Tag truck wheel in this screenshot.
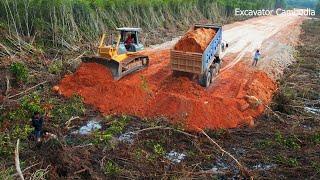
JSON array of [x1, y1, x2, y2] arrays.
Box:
[[210, 67, 217, 82], [204, 71, 212, 88]]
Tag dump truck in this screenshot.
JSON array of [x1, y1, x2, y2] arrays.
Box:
[[82, 27, 149, 80], [170, 24, 225, 87]]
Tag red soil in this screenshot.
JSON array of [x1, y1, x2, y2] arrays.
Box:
[[174, 28, 216, 53], [56, 49, 277, 131]]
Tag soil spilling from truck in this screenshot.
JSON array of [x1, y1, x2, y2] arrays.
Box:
[[56, 49, 277, 131], [174, 28, 216, 53]]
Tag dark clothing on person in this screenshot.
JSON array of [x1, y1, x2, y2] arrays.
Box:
[[32, 116, 43, 131]]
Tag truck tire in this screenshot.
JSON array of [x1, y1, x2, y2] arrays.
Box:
[[204, 71, 212, 88], [210, 67, 217, 82]]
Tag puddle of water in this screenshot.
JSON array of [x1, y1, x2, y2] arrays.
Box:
[[304, 107, 320, 115], [73, 120, 102, 135], [165, 150, 186, 164], [252, 163, 276, 170]]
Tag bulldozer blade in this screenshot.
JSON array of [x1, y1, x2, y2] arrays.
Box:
[[81, 55, 120, 79], [81, 55, 149, 80]]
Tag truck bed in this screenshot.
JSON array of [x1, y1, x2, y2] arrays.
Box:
[[170, 24, 222, 75]]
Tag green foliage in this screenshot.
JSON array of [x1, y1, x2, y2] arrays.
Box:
[[8, 92, 43, 121], [0, 125, 32, 156], [275, 131, 301, 149], [272, 88, 295, 114], [50, 94, 85, 122], [286, 0, 318, 9], [94, 116, 130, 144], [311, 132, 320, 144], [256, 139, 273, 149], [9, 62, 28, 82], [274, 155, 299, 167], [11, 125, 33, 141], [0, 133, 14, 156], [312, 161, 320, 173], [1, 0, 276, 49], [153, 143, 165, 156], [145, 140, 166, 158], [0, 166, 14, 180], [21, 93, 43, 114], [48, 60, 63, 74], [275, 0, 287, 8], [104, 160, 120, 176]]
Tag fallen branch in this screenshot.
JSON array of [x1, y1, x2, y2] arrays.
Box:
[[134, 126, 197, 139], [8, 81, 48, 99], [0, 42, 12, 56], [197, 128, 252, 178], [15, 139, 24, 180], [12, 162, 41, 177], [264, 105, 285, 123], [67, 51, 86, 65], [73, 143, 93, 148], [74, 168, 88, 175], [65, 116, 80, 129], [5, 75, 10, 96]]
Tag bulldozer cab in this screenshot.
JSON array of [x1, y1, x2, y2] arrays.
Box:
[[117, 27, 145, 54]]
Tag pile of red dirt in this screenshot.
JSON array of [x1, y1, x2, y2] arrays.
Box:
[[174, 28, 216, 53], [55, 50, 277, 131]]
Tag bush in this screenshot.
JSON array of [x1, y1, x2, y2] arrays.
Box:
[[8, 92, 43, 122], [50, 94, 85, 122], [94, 115, 130, 144], [104, 160, 120, 176], [21, 93, 43, 115], [9, 62, 29, 82], [48, 60, 63, 74]]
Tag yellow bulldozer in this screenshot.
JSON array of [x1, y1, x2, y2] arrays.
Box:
[[82, 27, 149, 80]]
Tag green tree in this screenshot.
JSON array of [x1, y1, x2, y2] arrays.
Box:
[[275, 0, 287, 9], [317, 0, 320, 14]]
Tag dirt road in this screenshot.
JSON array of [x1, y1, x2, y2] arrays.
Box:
[[56, 15, 305, 131]]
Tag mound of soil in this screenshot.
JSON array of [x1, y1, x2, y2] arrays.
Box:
[[56, 49, 277, 131], [174, 28, 216, 53]]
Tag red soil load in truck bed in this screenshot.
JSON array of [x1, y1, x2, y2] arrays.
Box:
[[174, 28, 216, 53]]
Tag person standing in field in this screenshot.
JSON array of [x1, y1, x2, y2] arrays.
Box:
[[252, 50, 261, 66], [31, 112, 44, 142]]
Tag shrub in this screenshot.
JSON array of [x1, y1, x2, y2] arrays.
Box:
[[50, 94, 85, 122], [153, 143, 165, 156], [9, 62, 28, 82], [104, 161, 120, 176], [21, 93, 43, 115], [94, 115, 130, 144], [48, 60, 63, 74]]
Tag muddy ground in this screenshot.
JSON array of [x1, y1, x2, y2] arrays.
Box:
[[0, 17, 319, 179]]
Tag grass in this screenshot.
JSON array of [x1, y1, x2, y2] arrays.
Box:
[[104, 160, 121, 176]]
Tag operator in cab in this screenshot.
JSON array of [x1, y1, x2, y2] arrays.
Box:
[[125, 34, 134, 51]]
